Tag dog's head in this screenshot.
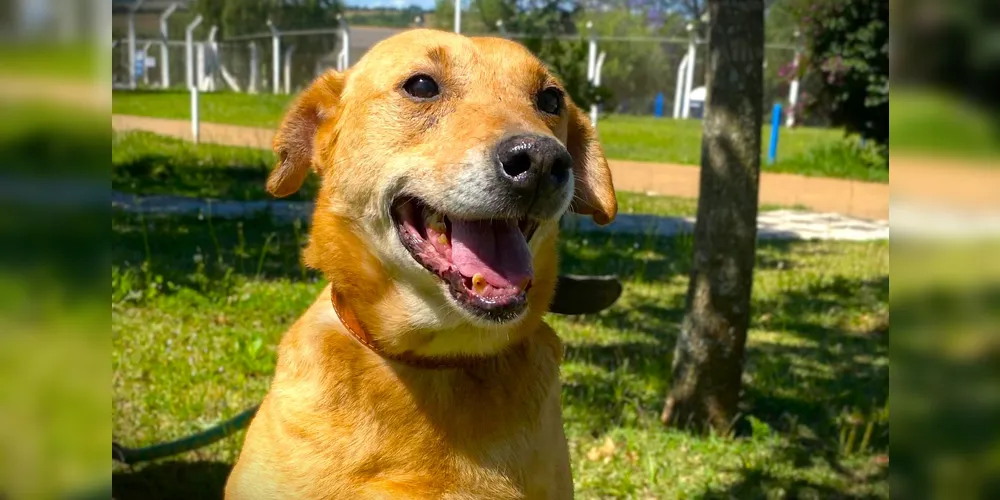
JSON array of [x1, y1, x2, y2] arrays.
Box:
[[269, 30, 616, 358]]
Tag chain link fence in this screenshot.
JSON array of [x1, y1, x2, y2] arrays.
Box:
[[111, 27, 802, 119]]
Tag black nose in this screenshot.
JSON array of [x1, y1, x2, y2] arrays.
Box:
[[495, 134, 572, 194]]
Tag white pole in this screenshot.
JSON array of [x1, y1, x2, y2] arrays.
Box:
[[673, 54, 689, 119], [99, 0, 111, 100], [682, 23, 696, 119], [341, 16, 350, 69], [196, 42, 205, 90], [267, 20, 281, 95], [586, 21, 596, 82], [127, 0, 147, 89], [248, 42, 259, 94], [190, 86, 200, 143], [206, 25, 219, 92], [159, 3, 178, 88], [127, 7, 136, 89], [335, 14, 350, 71], [454, 0, 461, 34], [786, 29, 802, 128], [283, 44, 296, 94], [590, 51, 606, 127], [185, 15, 203, 90]]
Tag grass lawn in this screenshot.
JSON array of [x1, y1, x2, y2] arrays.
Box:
[[0, 44, 97, 81], [112, 90, 889, 182], [112, 208, 888, 498], [0, 102, 107, 175], [890, 88, 1000, 160], [113, 130, 797, 214]]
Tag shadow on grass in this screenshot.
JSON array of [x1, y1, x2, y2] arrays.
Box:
[[112, 210, 317, 293], [112, 460, 231, 500], [557, 230, 887, 495], [111, 141, 320, 202], [111, 209, 888, 496], [700, 463, 889, 500]]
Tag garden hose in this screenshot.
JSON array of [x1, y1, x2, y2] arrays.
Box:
[[112, 405, 259, 465]]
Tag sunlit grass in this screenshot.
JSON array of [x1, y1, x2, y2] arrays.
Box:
[[112, 210, 888, 498]]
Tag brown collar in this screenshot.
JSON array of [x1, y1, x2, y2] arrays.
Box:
[[330, 290, 491, 370]]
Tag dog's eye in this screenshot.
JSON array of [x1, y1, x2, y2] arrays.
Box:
[[403, 74, 440, 100], [536, 87, 563, 115]]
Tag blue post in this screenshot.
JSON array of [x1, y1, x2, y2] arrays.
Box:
[[768, 103, 782, 164], [653, 92, 664, 118]]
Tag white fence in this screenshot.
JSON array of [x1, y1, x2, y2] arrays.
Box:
[[111, 18, 803, 124]]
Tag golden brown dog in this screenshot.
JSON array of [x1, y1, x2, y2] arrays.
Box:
[[225, 29, 616, 499]]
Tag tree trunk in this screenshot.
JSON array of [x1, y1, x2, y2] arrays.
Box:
[[661, 0, 764, 434]]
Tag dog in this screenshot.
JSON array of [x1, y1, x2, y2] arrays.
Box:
[[225, 29, 616, 499]]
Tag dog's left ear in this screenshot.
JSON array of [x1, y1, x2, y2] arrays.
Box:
[[267, 70, 347, 198], [565, 102, 617, 225]]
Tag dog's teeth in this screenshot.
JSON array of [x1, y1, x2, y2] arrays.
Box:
[[437, 233, 449, 246], [472, 274, 487, 294], [428, 222, 447, 234], [425, 211, 441, 226]]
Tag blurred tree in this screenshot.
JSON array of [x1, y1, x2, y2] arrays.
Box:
[[345, 7, 426, 28], [892, 0, 1000, 110], [190, 0, 343, 38], [793, 0, 889, 145], [661, 0, 763, 434], [434, 0, 455, 30]]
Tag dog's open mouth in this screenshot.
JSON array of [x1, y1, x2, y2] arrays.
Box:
[[392, 197, 539, 322]]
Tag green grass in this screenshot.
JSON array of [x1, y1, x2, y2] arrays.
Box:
[[112, 90, 890, 182], [112, 210, 888, 498], [889, 89, 1000, 159], [113, 90, 291, 129], [114, 131, 800, 214], [0, 44, 97, 81], [0, 102, 107, 175], [113, 131, 290, 201]]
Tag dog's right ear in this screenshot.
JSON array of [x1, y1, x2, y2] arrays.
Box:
[[267, 70, 347, 198]]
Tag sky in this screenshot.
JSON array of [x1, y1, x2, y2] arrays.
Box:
[[345, 0, 441, 11]]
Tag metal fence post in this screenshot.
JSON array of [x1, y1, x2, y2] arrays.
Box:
[[283, 44, 296, 94], [673, 54, 689, 118], [248, 42, 259, 94], [191, 86, 200, 144], [185, 15, 203, 90], [786, 29, 802, 128], [681, 23, 696, 119], [590, 50, 606, 127], [127, 0, 146, 89], [206, 25, 219, 91], [159, 2, 178, 88], [336, 14, 350, 71], [267, 20, 282, 94]]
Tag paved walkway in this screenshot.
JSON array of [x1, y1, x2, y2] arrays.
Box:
[[112, 191, 889, 241], [112, 114, 891, 221]]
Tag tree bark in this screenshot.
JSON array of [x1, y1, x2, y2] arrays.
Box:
[[661, 0, 764, 434]]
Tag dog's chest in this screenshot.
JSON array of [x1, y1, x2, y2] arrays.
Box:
[[354, 363, 562, 491]]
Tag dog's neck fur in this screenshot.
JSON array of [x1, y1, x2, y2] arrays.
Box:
[[329, 287, 529, 368]]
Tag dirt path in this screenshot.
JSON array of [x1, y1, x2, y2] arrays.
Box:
[[0, 77, 107, 111], [112, 114, 891, 220]]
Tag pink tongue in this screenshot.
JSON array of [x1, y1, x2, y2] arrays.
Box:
[[450, 219, 533, 289]]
